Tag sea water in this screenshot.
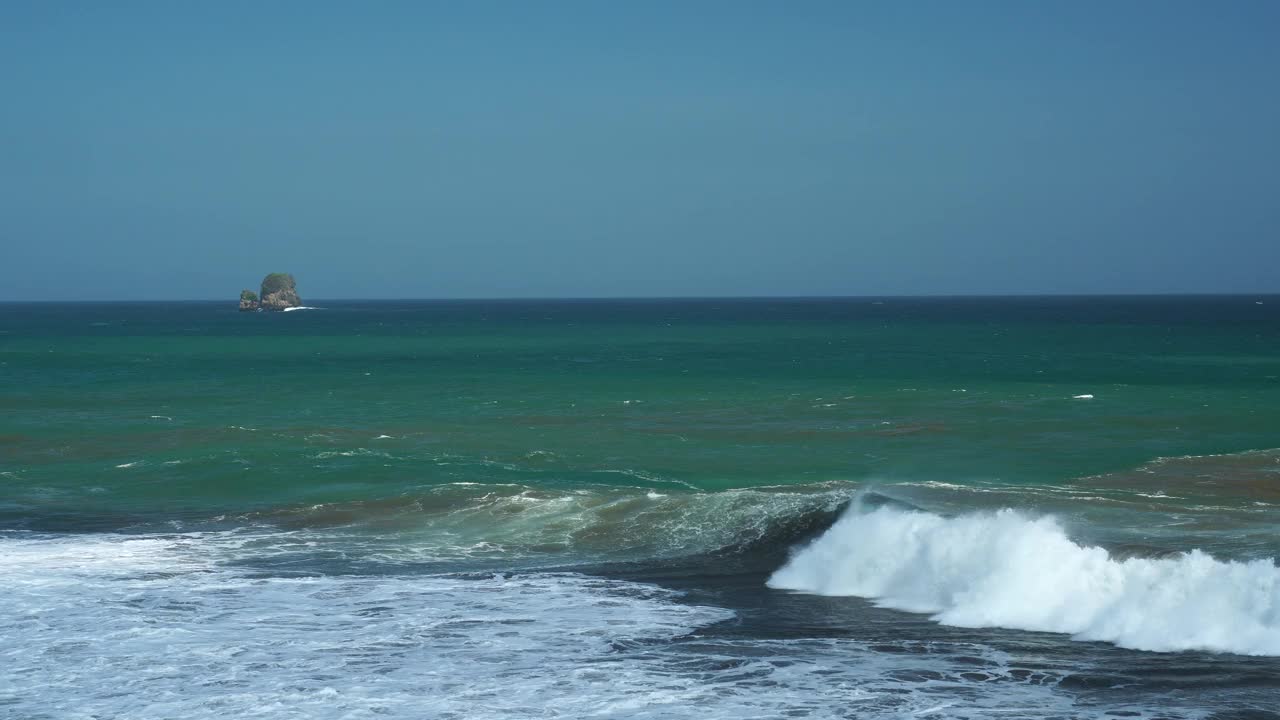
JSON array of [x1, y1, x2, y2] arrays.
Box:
[[2, 297, 1279, 718]]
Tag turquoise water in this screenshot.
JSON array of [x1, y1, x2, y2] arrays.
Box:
[[3, 297, 1279, 718]]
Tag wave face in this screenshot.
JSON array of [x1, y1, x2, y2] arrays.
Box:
[[223, 483, 857, 569], [768, 503, 1280, 656]]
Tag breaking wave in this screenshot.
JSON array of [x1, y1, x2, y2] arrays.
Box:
[[768, 503, 1280, 655]]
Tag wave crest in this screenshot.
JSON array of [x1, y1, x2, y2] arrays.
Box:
[[767, 503, 1280, 655]]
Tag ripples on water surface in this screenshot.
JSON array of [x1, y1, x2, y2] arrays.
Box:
[[2, 298, 1280, 718]]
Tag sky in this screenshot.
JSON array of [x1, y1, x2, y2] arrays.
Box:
[[2, 1, 1278, 300]]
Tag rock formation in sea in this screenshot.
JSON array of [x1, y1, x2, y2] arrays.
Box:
[[258, 273, 302, 311], [238, 290, 260, 312]]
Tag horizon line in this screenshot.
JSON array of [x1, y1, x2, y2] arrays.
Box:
[[1, 291, 1277, 304]]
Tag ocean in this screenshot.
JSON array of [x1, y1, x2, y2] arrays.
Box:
[[2, 296, 1278, 719]]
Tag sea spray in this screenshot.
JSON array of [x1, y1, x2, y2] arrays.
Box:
[[767, 504, 1280, 655]]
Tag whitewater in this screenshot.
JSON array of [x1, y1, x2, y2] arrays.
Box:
[[1, 529, 1094, 720], [768, 503, 1280, 656]]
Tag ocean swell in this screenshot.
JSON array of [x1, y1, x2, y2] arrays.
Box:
[[244, 483, 856, 567], [767, 503, 1280, 656]]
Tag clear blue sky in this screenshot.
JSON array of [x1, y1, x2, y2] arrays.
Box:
[[2, 1, 1277, 300]]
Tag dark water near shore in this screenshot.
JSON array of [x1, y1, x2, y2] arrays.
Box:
[[2, 297, 1279, 718]]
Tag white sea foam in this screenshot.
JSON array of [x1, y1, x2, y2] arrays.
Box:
[[0, 532, 734, 718], [768, 504, 1280, 655], [282, 306, 322, 312], [591, 467, 700, 490], [0, 531, 1104, 719], [313, 448, 394, 460]]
